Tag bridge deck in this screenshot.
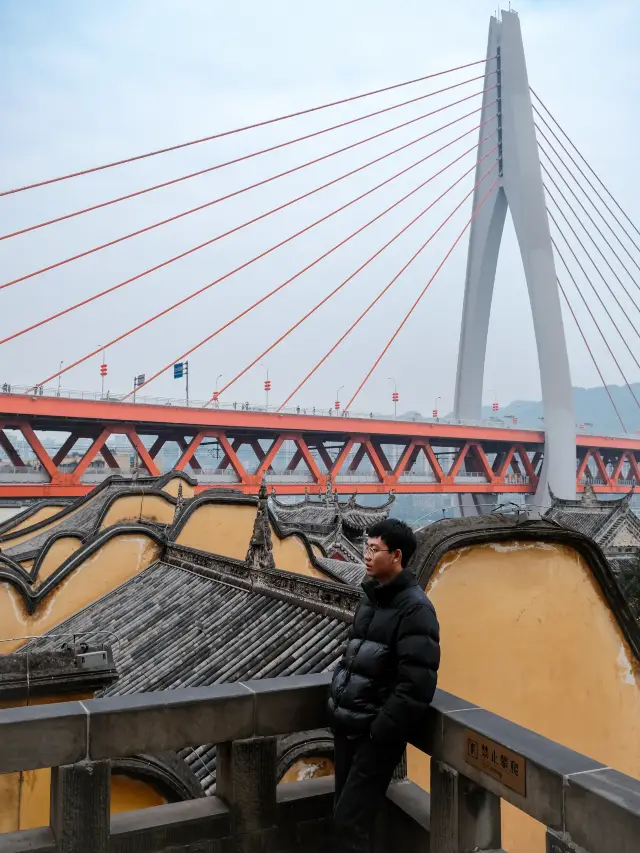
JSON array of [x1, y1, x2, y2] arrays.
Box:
[[0, 394, 636, 497]]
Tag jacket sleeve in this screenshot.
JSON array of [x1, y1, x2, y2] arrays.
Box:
[[370, 603, 440, 743]]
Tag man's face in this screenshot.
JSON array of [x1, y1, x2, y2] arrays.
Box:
[[364, 535, 401, 580]]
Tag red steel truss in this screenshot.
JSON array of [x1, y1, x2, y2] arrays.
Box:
[[0, 394, 637, 498]]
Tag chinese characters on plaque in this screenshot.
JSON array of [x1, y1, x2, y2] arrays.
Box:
[[463, 729, 527, 797]]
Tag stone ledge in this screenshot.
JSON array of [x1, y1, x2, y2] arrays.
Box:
[[0, 826, 55, 853], [277, 775, 334, 824], [87, 683, 255, 760], [565, 767, 640, 853], [1, 673, 639, 853], [251, 674, 331, 737], [0, 700, 87, 773], [386, 780, 431, 831], [110, 796, 230, 853]]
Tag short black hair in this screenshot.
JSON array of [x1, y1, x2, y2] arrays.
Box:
[[367, 518, 417, 568]]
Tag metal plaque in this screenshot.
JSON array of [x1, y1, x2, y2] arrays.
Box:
[[463, 729, 527, 797], [546, 830, 581, 853]]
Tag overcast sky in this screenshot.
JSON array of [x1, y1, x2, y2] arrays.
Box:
[[0, 0, 639, 416]]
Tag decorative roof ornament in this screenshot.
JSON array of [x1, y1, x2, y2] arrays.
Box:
[[325, 473, 334, 503], [172, 481, 185, 524], [621, 485, 635, 506], [246, 478, 275, 570], [582, 483, 597, 505]]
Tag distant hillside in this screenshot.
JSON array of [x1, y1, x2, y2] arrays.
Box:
[[400, 384, 640, 436], [481, 385, 640, 436]]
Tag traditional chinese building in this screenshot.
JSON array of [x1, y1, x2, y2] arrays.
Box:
[[0, 474, 638, 853], [268, 477, 393, 582], [0, 473, 358, 832]]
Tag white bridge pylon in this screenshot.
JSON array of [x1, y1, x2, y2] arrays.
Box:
[[453, 10, 576, 504]]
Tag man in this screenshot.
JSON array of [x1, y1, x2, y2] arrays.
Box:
[[327, 518, 440, 853]]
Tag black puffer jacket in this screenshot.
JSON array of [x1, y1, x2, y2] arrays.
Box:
[[327, 569, 440, 742]]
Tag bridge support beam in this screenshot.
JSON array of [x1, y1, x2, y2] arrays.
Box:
[[454, 10, 576, 508]]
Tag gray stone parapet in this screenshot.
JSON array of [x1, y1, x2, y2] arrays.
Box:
[[0, 675, 638, 852]]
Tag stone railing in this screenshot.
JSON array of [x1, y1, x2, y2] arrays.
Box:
[[0, 674, 638, 852]]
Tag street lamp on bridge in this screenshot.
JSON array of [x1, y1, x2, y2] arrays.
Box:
[[335, 386, 344, 415], [260, 363, 271, 411], [212, 374, 222, 408], [388, 377, 399, 419], [433, 396, 442, 419]]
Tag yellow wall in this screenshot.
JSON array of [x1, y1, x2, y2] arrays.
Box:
[[175, 504, 328, 578], [2, 768, 169, 831], [35, 537, 83, 586], [280, 756, 334, 784], [0, 535, 161, 653], [162, 477, 195, 499], [1, 505, 67, 536], [176, 503, 256, 559], [110, 775, 168, 813], [406, 540, 640, 853], [0, 774, 19, 833], [99, 494, 175, 530], [270, 528, 328, 580]]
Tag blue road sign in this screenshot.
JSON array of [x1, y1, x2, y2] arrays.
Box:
[[173, 362, 184, 379]]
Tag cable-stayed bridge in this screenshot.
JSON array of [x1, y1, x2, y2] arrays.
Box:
[[1, 11, 640, 502]]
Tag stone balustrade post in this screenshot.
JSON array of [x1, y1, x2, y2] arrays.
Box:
[[49, 760, 111, 853], [430, 759, 502, 853], [216, 736, 278, 846]]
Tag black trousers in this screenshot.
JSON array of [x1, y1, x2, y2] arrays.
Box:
[[332, 733, 406, 853]]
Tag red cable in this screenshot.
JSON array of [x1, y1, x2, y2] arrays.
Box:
[[0, 73, 493, 241], [343, 175, 499, 412], [126, 144, 498, 403], [552, 236, 640, 413], [556, 277, 627, 433], [33, 120, 496, 390], [11, 114, 497, 353], [1, 88, 496, 293], [278, 164, 499, 411], [1, 58, 493, 198], [211, 143, 498, 406]]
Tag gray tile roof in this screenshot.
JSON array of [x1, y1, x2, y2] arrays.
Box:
[[27, 560, 348, 796], [547, 509, 609, 539], [316, 557, 367, 587], [269, 493, 394, 535]]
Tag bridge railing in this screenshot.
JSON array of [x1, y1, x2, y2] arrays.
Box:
[[0, 674, 637, 853], [0, 384, 549, 433]]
